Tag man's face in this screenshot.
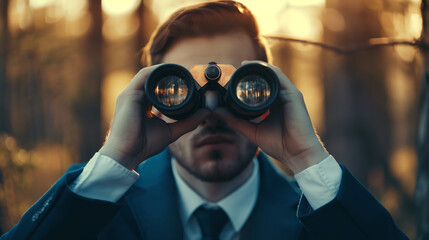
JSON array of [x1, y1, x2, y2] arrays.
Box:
[[161, 32, 259, 182]]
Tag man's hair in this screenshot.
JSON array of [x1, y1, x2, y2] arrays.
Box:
[[141, 0, 269, 66]]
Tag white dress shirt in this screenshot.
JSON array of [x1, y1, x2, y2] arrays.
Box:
[[171, 158, 259, 240], [71, 153, 342, 239]]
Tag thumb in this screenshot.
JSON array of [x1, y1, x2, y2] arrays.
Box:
[[168, 109, 211, 141]]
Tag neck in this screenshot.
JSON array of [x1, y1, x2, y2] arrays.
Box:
[[175, 160, 254, 202]]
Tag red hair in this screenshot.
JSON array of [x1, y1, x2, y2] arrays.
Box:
[[141, 1, 269, 66]]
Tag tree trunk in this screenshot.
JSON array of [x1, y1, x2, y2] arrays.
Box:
[[0, 0, 9, 234], [78, 0, 103, 162], [416, 72, 429, 240], [323, 0, 388, 183], [137, 0, 157, 67], [417, 2, 429, 239], [0, 0, 9, 133]]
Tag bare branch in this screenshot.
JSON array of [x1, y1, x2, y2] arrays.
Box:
[[264, 36, 427, 54]]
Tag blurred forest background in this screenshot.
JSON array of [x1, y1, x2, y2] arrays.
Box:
[[0, 0, 425, 238]]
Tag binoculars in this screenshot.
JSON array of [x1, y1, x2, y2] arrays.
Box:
[[144, 62, 279, 120]]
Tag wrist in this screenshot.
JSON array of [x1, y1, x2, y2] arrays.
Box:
[[282, 143, 330, 174], [99, 144, 141, 171]]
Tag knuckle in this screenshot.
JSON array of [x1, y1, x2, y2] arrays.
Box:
[[116, 91, 127, 102], [137, 67, 151, 75], [269, 64, 282, 73], [271, 65, 281, 71]]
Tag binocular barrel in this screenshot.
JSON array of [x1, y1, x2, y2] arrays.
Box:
[[144, 62, 279, 120], [144, 64, 201, 119]]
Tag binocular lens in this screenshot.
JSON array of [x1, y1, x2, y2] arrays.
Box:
[[154, 76, 189, 106], [236, 75, 271, 107], [146, 64, 199, 119]]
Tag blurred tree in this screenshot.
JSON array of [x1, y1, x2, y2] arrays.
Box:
[[323, 0, 388, 184], [322, 0, 417, 236], [0, 0, 9, 133], [417, 1, 429, 239], [77, 0, 103, 162], [0, 134, 36, 232], [0, 0, 422, 236], [137, 0, 157, 67], [0, 0, 10, 234]]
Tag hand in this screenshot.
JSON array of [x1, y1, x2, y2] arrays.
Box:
[[99, 65, 210, 170], [214, 60, 329, 174]]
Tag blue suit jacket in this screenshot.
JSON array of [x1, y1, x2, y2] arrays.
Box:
[[2, 149, 408, 240]]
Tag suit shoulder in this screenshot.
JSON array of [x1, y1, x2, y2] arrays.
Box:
[[66, 162, 86, 173]]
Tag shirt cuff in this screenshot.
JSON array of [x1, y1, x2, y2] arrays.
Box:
[[294, 155, 342, 210], [70, 152, 139, 202]]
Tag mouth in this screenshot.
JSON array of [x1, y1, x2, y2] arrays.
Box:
[[194, 134, 235, 148]]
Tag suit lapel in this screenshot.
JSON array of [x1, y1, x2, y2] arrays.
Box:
[[125, 149, 183, 240], [243, 154, 303, 240], [122, 149, 302, 240]]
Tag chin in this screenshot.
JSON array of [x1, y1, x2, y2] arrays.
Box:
[[186, 151, 252, 182], [201, 148, 228, 161], [170, 137, 258, 182]]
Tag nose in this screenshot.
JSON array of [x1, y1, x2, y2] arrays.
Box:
[[201, 112, 227, 127]]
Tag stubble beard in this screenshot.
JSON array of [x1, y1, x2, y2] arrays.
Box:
[[171, 141, 257, 182]]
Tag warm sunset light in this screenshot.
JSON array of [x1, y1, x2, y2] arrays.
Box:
[[102, 0, 140, 16], [64, 12, 91, 37], [102, 70, 135, 127], [409, 12, 423, 37], [294, 67, 325, 132], [103, 14, 140, 41], [287, 0, 325, 7], [278, 8, 323, 40], [29, 0, 53, 9], [238, 0, 287, 34], [389, 147, 417, 194], [149, 0, 326, 37], [9, 0, 32, 30], [62, 0, 88, 20], [323, 8, 345, 32], [2, 0, 425, 237], [29, 0, 87, 19]]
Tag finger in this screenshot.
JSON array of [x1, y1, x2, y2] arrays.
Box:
[[125, 64, 163, 91], [241, 60, 299, 94], [241, 60, 264, 66], [213, 108, 258, 144], [168, 109, 211, 141]]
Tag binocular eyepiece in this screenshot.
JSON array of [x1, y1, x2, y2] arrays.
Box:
[[144, 62, 279, 120]]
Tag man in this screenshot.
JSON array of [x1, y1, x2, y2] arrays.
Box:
[[2, 1, 407, 239]]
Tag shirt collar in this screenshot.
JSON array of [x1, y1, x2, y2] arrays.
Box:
[[172, 157, 260, 232]]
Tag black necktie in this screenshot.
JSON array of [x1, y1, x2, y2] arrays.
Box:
[[194, 206, 228, 240]]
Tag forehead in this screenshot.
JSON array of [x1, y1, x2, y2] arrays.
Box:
[[161, 32, 258, 69]]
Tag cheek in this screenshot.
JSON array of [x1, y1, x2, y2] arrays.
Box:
[[237, 136, 258, 156], [169, 131, 194, 158]]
